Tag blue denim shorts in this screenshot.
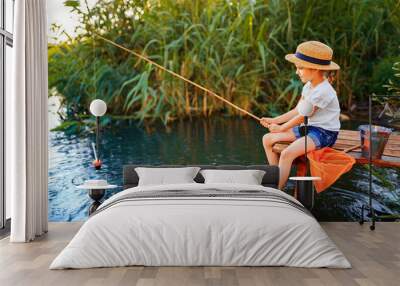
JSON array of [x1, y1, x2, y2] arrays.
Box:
[[292, 125, 338, 149]]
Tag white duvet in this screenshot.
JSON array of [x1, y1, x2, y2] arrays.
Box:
[[50, 183, 351, 269]]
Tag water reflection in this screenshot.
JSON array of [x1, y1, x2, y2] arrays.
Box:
[[48, 117, 400, 221]]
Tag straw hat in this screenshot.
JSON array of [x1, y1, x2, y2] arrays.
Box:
[[285, 41, 340, 70]]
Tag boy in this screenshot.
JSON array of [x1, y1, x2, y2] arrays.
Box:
[[261, 41, 341, 189]]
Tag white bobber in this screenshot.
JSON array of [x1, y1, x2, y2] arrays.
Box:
[[89, 99, 107, 117]]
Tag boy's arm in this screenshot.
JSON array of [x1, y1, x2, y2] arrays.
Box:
[[268, 114, 304, 133], [262, 107, 298, 125], [269, 104, 318, 133], [280, 114, 304, 131]]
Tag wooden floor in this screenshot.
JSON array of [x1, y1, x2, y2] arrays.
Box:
[[0, 222, 399, 286]]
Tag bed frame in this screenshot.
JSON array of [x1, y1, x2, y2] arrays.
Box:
[[123, 165, 279, 189]]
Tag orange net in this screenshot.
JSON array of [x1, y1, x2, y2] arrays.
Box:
[[296, 147, 356, 193]]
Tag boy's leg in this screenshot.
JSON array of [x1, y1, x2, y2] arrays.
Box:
[[262, 130, 296, 166], [278, 136, 316, 189]]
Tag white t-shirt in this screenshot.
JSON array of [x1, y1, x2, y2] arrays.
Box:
[[296, 79, 341, 131]]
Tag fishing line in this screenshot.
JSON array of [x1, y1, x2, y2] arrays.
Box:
[[94, 33, 261, 121]]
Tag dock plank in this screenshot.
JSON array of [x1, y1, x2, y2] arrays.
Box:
[[272, 130, 400, 168]]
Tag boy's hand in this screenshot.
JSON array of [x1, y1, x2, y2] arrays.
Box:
[[260, 117, 275, 128], [268, 123, 283, 133]]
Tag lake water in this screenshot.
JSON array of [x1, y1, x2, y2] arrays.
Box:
[[48, 113, 400, 221]]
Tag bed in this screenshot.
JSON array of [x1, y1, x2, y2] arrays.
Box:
[[50, 165, 350, 269]]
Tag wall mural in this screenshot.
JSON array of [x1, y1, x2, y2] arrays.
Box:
[[48, 0, 400, 221]]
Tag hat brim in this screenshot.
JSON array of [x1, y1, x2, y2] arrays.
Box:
[[285, 54, 340, 70], [77, 184, 118, 190]]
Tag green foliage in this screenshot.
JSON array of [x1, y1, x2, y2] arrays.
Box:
[[63, 0, 80, 8], [384, 61, 400, 95], [49, 0, 400, 124], [372, 56, 400, 95], [51, 120, 84, 135]]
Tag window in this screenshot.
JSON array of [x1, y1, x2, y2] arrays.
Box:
[[1, 0, 14, 233], [5, 0, 14, 33]]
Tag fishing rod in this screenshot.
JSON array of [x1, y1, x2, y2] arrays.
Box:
[[95, 33, 261, 121]]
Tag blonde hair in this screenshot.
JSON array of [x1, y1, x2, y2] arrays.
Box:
[[325, 70, 338, 84]]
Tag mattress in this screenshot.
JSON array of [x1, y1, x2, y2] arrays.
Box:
[[50, 183, 351, 269]]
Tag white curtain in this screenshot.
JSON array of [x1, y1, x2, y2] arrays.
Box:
[[8, 0, 48, 242]]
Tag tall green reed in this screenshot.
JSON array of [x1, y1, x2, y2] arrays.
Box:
[[48, 0, 400, 125]]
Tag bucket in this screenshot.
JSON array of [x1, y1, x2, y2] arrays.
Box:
[[358, 125, 392, 160]]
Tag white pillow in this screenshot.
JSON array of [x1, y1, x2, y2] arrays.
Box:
[[135, 167, 201, 186], [200, 169, 266, 185]]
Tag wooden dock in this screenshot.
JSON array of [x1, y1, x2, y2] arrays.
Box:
[[272, 129, 400, 168]]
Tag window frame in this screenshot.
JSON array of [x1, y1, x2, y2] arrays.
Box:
[[0, 0, 14, 233]]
